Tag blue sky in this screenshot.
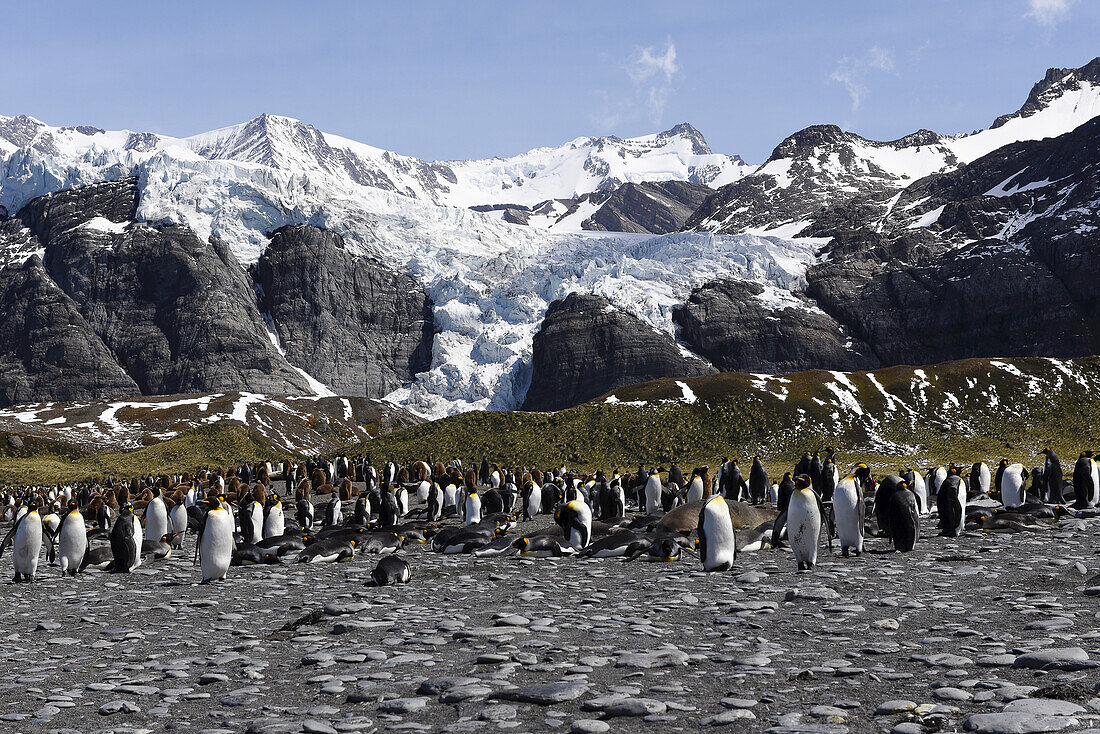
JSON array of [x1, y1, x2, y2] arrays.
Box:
[[4, 1, 1098, 162]]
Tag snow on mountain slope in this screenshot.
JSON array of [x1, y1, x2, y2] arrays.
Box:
[[0, 114, 791, 418], [689, 59, 1100, 235], [441, 123, 750, 207]]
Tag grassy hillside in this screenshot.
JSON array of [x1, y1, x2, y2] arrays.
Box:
[[2, 356, 1097, 484], [356, 357, 1100, 477], [0, 424, 287, 485]]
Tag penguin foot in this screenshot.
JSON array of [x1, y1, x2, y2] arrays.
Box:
[[841, 548, 849, 558]]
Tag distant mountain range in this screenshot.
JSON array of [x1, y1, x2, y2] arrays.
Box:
[[0, 56, 1098, 419]]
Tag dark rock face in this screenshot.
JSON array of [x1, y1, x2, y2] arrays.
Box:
[[672, 279, 877, 374], [582, 181, 714, 234], [805, 115, 1100, 365], [522, 293, 715, 411], [38, 183, 312, 396], [0, 254, 139, 408], [255, 225, 434, 398]]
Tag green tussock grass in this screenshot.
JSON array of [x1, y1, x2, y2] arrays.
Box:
[[355, 356, 1100, 479], [0, 424, 289, 485]]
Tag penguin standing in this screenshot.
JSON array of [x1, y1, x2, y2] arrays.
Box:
[[748, 457, 769, 505], [263, 495, 285, 539], [110, 504, 143, 572], [0, 502, 46, 582], [324, 493, 342, 526], [55, 505, 88, 576], [394, 485, 410, 517], [873, 476, 919, 552], [555, 499, 592, 550], [1000, 463, 1028, 509], [901, 468, 928, 515], [937, 467, 967, 537], [685, 470, 705, 504], [1074, 452, 1096, 509], [426, 483, 444, 522], [770, 472, 796, 548], [969, 462, 991, 497], [929, 465, 947, 497], [239, 493, 263, 543], [196, 497, 234, 583], [787, 475, 826, 571], [296, 497, 315, 531], [696, 495, 736, 571], [463, 490, 483, 526], [833, 465, 868, 557], [1041, 449, 1064, 503], [644, 469, 663, 515], [143, 487, 169, 544], [169, 493, 190, 540]]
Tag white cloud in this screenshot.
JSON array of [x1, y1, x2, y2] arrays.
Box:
[[590, 39, 679, 131], [628, 41, 679, 85], [830, 45, 896, 111], [1025, 0, 1073, 27]]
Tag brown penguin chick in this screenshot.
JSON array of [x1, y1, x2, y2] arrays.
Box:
[[310, 468, 326, 490], [339, 478, 352, 501], [464, 468, 478, 491], [296, 480, 311, 502]]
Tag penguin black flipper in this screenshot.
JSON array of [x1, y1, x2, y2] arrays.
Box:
[[42, 528, 56, 564], [621, 540, 651, 562], [0, 512, 27, 557], [194, 511, 210, 567], [770, 510, 787, 549], [817, 494, 835, 550]]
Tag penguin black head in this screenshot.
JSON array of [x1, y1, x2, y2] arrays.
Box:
[[794, 475, 813, 490]]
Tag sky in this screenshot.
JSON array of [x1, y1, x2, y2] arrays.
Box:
[[3, 1, 1099, 163]]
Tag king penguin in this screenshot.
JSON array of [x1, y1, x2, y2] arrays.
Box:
[[555, 499, 592, 550], [143, 487, 169, 545], [644, 468, 663, 515], [1000, 462, 1028, 509], [937, 466, 967, 537], [110, 504, 143, 572], [696, 494, 736, 571], [197, 497, 234, 583], [833, 465, 867, 557], [788, 475, 826, 571], [55, 504, 88, 576], [0, 501, 46, 582], [263, 494, 285, 539]]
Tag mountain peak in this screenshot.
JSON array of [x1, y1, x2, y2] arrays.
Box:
[[992, 56, 1100, 129], [656, 122, 713, 155]]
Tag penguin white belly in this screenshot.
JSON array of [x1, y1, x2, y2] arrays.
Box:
[[699, 498, 735, 571], [416, 481, 430, 503], [443, 484, 459, 509], [525, 490, 542, 518], [14, 518, 43, 577], [950, 482, 967, 534], [58, 517, 87, 574], [396, 490, 409, 517], [832, 479, 863, 553], [130, 522, 144, 570], [910, 476, 929, 515], [200, 511, 234, 581], [464, 495, 482, 526], [932, 467, 946, 495], [787, 491, 821, 569], [644, 477, 662, 514], [768, 484, 779, 503], [1002, 468, 1026, 508], [264, 507, 284, 538], [978, 464, 991, 495], [1090, 460, 1100, 507], [249, 503, 264, 535], [170, 505, 188, 535], [686, 477, 704, 504], [145, 500, 169, 542], [567, 503, 593, 550]]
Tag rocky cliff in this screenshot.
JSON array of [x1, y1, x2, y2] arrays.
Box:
[[0, 180, 434, 407], [255, 225, 434, 398], [522, 293, 715, 411], [672, 279, 877, 374]]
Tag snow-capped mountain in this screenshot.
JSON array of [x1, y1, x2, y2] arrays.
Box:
[[0, 114, 749, 216], [687, 58, 1100, 236], [1, 57, 1099, 421]]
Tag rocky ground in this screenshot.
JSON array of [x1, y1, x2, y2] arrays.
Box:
[[0, 510, 1099, 734]]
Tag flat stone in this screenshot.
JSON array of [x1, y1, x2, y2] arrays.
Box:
[[963, 713, 1078, 733], [571, 720, 610, 734], [615, 649, 689, 669], [378, 697, 429, 714], [1013, 648, 1090, 671], [491, 680, 589, 705]]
